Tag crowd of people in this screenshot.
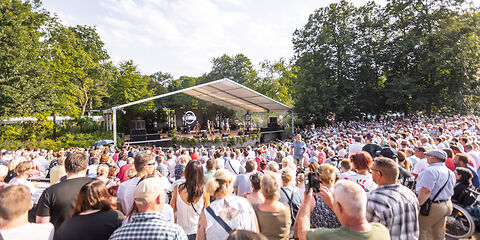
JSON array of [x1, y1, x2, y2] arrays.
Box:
[[0, 114, 480, 240]]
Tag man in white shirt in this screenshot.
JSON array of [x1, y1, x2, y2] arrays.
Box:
[[412, 146, 429, 178], [348, 136, 364, 157], [224, 152, 241, 175], [117, 153, 162, 215], [234, 160, 255, 196], [465, 144, 480, 171], [0, 185, 54, 240]]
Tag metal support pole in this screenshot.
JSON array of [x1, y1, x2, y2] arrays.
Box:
[[291, 111, 294, 135], [113, 109, 117, 146]]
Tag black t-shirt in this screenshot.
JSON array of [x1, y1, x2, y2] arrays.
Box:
[[397, 165, 415, 190], [53, 210, 124, 240], [36, 177, 93, 230], [362, 144, 382, 159]]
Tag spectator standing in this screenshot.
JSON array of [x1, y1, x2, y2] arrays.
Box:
[[36, 152, 93, 230], [349, 136, 365, 157], [347, 151, 377, 193], [116, 153, 158, 215], [0, 185, 54, 240], [367, 157, 419, 240], [253, 172, 291, 240], [197, 169, 258, 240], [204, 159, 216, 184], [416, 149, 455, 240], [117, 157, 133, 183], [293, 135, 306, 167], [109, 177, 187, 240], [234, 160, 255, 196], [245, 172, 265, 205], [412, 146, 429, 178], [308, 164, 341, 229], [296, 180, 390, 240], [8, 161, 37, 195], [49, 157, 66, 185], [53, 180, 124, 240], [170, 160, 210, 240]]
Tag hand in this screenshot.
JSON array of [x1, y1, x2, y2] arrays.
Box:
[[318, 186, 334, 209], [302, 188, 315, 213]]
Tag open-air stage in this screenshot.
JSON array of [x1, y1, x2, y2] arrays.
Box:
[[106, 78, 294, 146]]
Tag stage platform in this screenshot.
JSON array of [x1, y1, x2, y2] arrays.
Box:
[[123, 129, 286, 146]]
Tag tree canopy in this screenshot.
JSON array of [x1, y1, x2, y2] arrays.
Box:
[[0, 0, 479, 128]]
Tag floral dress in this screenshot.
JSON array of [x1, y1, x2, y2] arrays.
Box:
[[310, 195, 341, 229]]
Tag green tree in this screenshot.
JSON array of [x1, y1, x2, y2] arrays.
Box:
[[0, 0, 53, 117], [256, 58, 296, 106], [47, 24, 109, 116], [108, 60, 154, 111], [199, 54, 258, 86]]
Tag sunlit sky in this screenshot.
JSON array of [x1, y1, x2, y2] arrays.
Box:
[[42, 0, 478, 78]]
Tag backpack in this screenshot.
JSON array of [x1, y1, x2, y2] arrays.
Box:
[[281, 187, 299, 225]]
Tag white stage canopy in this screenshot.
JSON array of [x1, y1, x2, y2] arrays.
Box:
[[113, 78, 292, 112], [110, 78, 293, 145]]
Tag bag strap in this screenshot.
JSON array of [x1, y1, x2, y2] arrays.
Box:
[[206, 206, 233, 234], [226, 158, 238, 175], [281, 187, 295, 219], [432, 172, 450, 201]]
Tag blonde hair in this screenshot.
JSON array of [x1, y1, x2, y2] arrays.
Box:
[[267, 161, 279, 172], [261, 172, 281, 200], [7, 157, 21, 172], [15, 161, 32, 175], [281, 167, 295, 184], [319, 164, 338, 185], [97, 164, 109, 177], [205, 169, 234, 196]]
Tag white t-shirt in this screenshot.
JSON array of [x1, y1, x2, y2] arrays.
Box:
[[348, 142, 365, 156], [8, 178, 36, 195], [1, 222, 54, 240], [117, 177, 141, 215], [340, 170, 356, 180], [205, 196, 257, 240], [413, 158, 429, 175], [345, 173, 377, 194]]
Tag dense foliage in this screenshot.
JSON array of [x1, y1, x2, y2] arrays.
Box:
[[292, 0, 480, 124], [1, 0, 480, 137]]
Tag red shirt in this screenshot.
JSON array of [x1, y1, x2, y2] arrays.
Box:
[[190, 153, 199, 161], [445, 158, 455, 171], [118, 163, 133, 182]]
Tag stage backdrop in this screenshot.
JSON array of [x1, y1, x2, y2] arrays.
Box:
[[175, 109, 204, 128]]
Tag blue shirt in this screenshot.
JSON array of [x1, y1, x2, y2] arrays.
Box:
[[293, 140, 306, 159], [416, 162, 455, 201], [465, 165, 480, 188]]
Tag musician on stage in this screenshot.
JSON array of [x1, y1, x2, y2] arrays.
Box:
[[225, 118, 230, 134], [194, 121, 201, 135], [207, 120, 213, 136]]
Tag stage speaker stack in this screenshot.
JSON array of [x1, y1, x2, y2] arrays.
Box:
[[238, 131, 244, 136], [222, 133, 229, 138], [201, 133, 207, 138], [130, 120, 147, 142]]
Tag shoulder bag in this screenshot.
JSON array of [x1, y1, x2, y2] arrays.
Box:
[[420, 173, 450, 216]]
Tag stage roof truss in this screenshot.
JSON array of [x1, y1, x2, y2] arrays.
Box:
[[112, 78, 292, 113]]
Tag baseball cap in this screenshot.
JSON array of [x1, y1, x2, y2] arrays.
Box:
[[134, 177, 165, 205], [378, 147, 398, 159], [424, 149, 447, 161]]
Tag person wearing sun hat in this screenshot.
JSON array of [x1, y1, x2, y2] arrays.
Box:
[[109, 176, 187, 240]]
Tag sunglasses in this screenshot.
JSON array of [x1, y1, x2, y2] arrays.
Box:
[[146, 162, 157, 166]]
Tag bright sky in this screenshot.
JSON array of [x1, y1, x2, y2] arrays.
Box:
[[42, 0, 475, 78]]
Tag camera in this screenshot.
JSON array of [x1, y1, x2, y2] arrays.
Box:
[[305, 172, 322, 193]]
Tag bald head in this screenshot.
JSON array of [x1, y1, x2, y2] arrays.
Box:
[[334, 180, 367, 218]]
